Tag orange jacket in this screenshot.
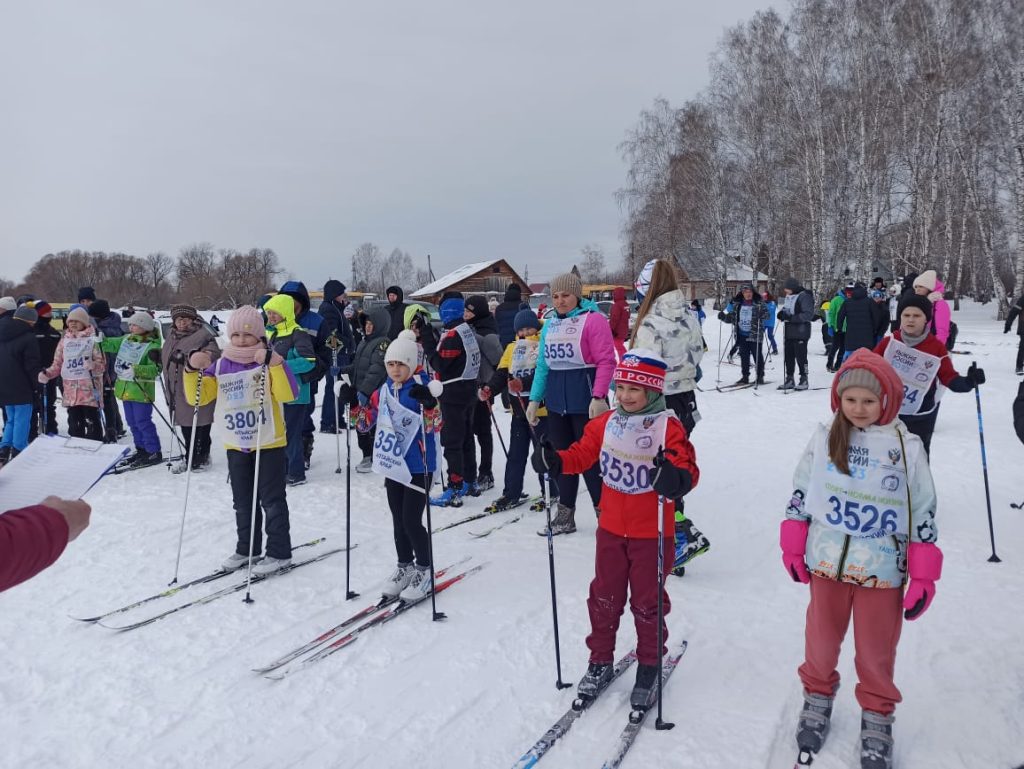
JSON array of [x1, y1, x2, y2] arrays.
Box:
[[558, 410, 699, 538]]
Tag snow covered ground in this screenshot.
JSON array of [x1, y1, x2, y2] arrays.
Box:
[[2, 302, 1022, 769]]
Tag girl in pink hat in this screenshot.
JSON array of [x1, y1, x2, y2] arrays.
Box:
[[779, 349, 941, 768]]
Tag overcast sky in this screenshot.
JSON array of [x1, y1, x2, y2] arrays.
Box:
[[1, 1, 771, 287]]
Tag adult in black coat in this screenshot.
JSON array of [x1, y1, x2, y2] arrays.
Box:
[[0, 307, 42, 458], [1004, 293, 1024, 374], [317, 279, 356, 432], [31, 305, 62, 437], [464, 295, 505, 488], [493, 284, 523, 348], [384, 285, 408, 342], [837, 283, 886, 358], [776, 278, 815, 390]]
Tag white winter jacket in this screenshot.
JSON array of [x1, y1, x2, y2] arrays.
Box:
[[630, 290, 704, 395]]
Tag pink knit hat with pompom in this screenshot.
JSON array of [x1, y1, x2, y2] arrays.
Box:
[[830, 349, 904, 426]]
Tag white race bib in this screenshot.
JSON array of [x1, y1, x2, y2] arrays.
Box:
[[599, 412, 669, 495], [738, 305, 753, 333], [114, 339, 149, 381], [453, 323, 481, 381], [882, 339, 942, 416], [804, 427, 909, 538], [783, 295, 798, 315], [509, 338, 539, 379], [216, 363, 278, 450], [543, 315, 589, 370], [61, 336, 97, 381], [372, 384, 422, 490]]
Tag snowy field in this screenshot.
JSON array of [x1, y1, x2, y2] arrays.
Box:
[[2, 302, 1022, 769]]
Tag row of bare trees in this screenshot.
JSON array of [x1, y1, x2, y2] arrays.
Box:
[[618, 0, 1024, 314], [4, 245, 284, 309], [350, 243, 432, 296]]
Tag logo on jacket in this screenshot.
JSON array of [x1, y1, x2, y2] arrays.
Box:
[[880, 474, 900, 492], [642, 415, 657, 430], [636, 435, 653, 449], [887, 448, 902, 464], [401, 416, 414, 428]]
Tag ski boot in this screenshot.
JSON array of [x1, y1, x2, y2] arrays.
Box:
[[431, 481, 467, 508], [476, 472, 495, 492], [860, 710, 894, 769], [794, 373, 809, 391], [465, 480, 482, 497], [381, 563, 415, 598], [484, 495, 522, 513], [672, 515, 710, 577], [629, 663, 660, 713], [778, 378, 796, 391], [735, 375, 750, 385], [536, 504, 576, 536], [574, 661, 613, 707], [355, 457, 373, 473], [130, 449, 163, 469], [0, 446, 12, 468], [302, 433, 314, 471], [795, 691, 835, 765]]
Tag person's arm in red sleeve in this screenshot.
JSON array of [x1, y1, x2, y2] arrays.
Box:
[[872, 336, 890, 356], [0, 505, 70, 592], [558, 412, 609, 474]]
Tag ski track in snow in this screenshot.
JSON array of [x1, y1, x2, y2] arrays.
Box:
[[2, 302, 1023, 768]]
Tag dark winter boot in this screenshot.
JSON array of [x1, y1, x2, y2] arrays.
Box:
[[629, 663, 660, 711], [796, 691, 835, 758], [735, 375, 750, 385], [576, 661, 613, 701], [132, 450, 163, 468], [778, 378, 796, 391], [302, 433, 314, 470], [537, 504, 576, 536], [0, 446, 11, 467], [795, 372, 809, 391], [860, 710, 894, 769], [476, 472, 495, 492]]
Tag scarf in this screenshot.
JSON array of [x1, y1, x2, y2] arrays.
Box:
[[221, 341, 265, 365], [900, 330, 928, 348]]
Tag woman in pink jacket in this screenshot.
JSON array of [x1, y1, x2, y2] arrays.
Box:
[[912, 270, 951, 345], [38, 306, 106, 440]]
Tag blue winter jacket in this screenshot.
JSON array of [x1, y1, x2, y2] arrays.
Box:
[[764, 301, 777, 328]]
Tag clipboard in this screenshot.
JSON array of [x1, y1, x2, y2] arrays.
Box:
[[0, 435, 130, 509]]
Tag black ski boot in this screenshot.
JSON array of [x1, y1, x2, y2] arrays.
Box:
[[575, 661, 613, 703], [484, 495, 521, 513], [778, 378, 796, 391], [0, 446, 11, 467], [302, 433, 314, 470], [735, 375, 750, 385], [129, 449, 163, 469], [795, 372, 809, 391], [795, 691, 835, 763], [860, 710, 895, 769], [530, 495, 555, 512], [476, 472, 495, 492], [629, 663, 660, 711]]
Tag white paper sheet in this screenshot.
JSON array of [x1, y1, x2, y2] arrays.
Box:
[[0, 436, 130, 509]]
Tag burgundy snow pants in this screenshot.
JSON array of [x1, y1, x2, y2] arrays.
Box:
[[799, 575, 904, 715], [586, 527, 673, 667]]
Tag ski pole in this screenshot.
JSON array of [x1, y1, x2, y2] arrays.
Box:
[[541, 462, 571, 690], [487, 399, 509, 459], [651, 447, 675, 730], [169, 370, 204, 585], [344, 400, 358, 600], [331, 347, 342, 474], [512, 394, 558, 502], [970, 364, 1000, 563], [419, 403, 446, 622], [243, 362, 270, 603], [160, 365, 180, 469], [41, 385, 48, 437]]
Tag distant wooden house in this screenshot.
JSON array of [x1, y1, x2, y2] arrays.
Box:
[[409, 259, 530, 306], [674, 253, 769, 300]]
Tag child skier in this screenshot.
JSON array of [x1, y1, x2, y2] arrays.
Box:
[[38, 306, 106, 440], [185, 306, 300, 575], [264, 294, 318, 486], [479, 309, 556, 512], [101, 311, 163, 467], [371, 331, 444, 601], [337, 306, 392, 473], [532, 350, 699, 710], [872, 293, 982, 456], [780, 349, 941, 768]]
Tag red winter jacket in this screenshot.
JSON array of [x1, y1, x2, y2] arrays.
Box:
[[557, 410, 699, 538], [608, 287, 630, 342], [0, 505, 69, 592], [873, 331, 972, 416]]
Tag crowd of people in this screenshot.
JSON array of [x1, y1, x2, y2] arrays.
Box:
[[2, 263, 1023, 769]]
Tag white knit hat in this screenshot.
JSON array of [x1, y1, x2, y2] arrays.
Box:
[[0, 296, 17, 312], [127, 311, 157, 333], [913, 270, 937, 292], [384, 329, 419, 370]]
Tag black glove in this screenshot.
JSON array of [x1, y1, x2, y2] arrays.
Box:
[[531, 439, 562, 476], [717, 311, 727, 322], [777, 310, 790, 322], [967, 363, 986, 387], [409, 383, 435, 405], [147, 349, 162, 364], [650, 448, 692, 499], [169, 349, 186, 365], [336, 382, 356, 405]]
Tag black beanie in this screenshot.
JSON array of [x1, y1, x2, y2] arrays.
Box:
[[465, 294, 491, 318], [324, 279, 346, 302], [897, 293, 933, 323], [78, 286, 96, 303], [784, 277, 800, 293], [504, 284, 522, 302], [88, 299, 110, 319]]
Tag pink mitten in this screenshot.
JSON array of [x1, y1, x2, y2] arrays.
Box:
[[903, 542, 943, 620], [780, 519, 811, 584]]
